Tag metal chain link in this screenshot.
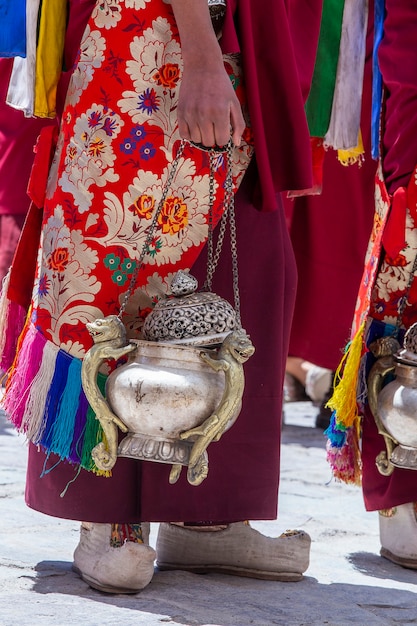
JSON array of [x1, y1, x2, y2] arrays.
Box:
[[118, 140, 186, 318], [226, 142, 241, 327], [204, 140, 241, 327], [118, 139, 241, 328], [204, 150, 229, 290]]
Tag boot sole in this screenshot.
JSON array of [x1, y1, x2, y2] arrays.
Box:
[[156, 561, 303, 582], [72, 564, 145, 594], [380, 547, 417, 570]]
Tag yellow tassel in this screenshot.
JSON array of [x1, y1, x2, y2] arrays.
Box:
[[94, 468, 112, 478], [337, 130, 365, 167], [326, 321, 366, 429]]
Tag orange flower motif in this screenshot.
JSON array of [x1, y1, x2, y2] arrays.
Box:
[[88, 137, 106, 157], [132, 194, 155, 219], [47, 247, 70, 272], [68, 146, 77, 160], [158, 195, 188, 235], [153, 63, 180, 90], [139, 306, 153, 321], [385, 252, 408, 267]]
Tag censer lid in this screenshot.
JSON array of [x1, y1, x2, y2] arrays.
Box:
[[398, 322, 417, 365], [142, 271, 237, 346]]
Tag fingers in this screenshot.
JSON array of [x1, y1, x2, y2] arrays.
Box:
[[178, 117, 192, 142], [177, 109, 221, 147], [230, 101, 245, 148], [178, 104, 245, 148], [176, 64, 246, 148]]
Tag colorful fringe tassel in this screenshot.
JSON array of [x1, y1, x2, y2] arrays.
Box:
[[325, 320, 366, 484], [2, 321, 106, 475], [326, 425, 362, 485], [327, 321, 366, 429]]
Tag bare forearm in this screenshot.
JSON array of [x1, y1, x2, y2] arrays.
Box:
[[170, 0, 224, 70], [170, 0, 245, 147]]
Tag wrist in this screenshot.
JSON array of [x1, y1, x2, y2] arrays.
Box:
[[182, 49, 225, 73], [171, 0, 223, 69]]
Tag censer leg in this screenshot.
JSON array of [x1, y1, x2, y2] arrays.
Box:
[[169, 463, 183, 484], [169, 452, 209, 486], [187, 452, 209, 486]]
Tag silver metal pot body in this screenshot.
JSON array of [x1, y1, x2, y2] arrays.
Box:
[[378, 362, 417, 448], [106, 340, 224, 466]]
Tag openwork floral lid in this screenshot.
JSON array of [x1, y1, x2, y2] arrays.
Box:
[[398, 322, 417, 365], [208, 0, 226, 36], [142, 271, 237, 346]]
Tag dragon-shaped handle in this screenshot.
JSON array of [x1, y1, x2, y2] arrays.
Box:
[[81, 316, 135, 472], [169, 329, 255, 486], [367, 336, 401, 476]]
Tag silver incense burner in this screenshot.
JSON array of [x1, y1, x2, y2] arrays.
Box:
[[368, 322, 417, 475], [81, 272, 254, 485]]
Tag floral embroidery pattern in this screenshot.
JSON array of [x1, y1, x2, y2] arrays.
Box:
[[59, 105, 123, 213], [35, 0, 253, 355], [360, 167, 417, 332], [69, 26, 106, 106], [104, 252, 137, 285]]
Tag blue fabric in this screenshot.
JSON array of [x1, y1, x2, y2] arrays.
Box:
[[0, 0, 26, 58], [371, 0, 385, 159]]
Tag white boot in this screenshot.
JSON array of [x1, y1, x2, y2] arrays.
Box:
[[73, 522, 156, 593], [305, 365, 332, 405], [379, 503, 417, 569], [156, 522, 310, 582]]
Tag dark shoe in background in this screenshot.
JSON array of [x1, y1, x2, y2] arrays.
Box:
[[315, 377, 335, 430], [284, 373, 310, 403]]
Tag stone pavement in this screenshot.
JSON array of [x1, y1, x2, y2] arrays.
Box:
[[1, 401, 417, 626]]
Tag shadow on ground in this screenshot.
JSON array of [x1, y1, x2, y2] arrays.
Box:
[[281, 423, 327, 449], [24, 558, 417, 626]]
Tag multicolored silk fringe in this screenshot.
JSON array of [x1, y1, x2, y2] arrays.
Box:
[[4, 321, 106, 475], [325, 166, 391, 483], [325, 321, 366, 484]]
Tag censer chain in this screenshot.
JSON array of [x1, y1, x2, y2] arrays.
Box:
[[118, 140, 187, 319], [204, 140, 241, 327], [118, 139, 241, 326]]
